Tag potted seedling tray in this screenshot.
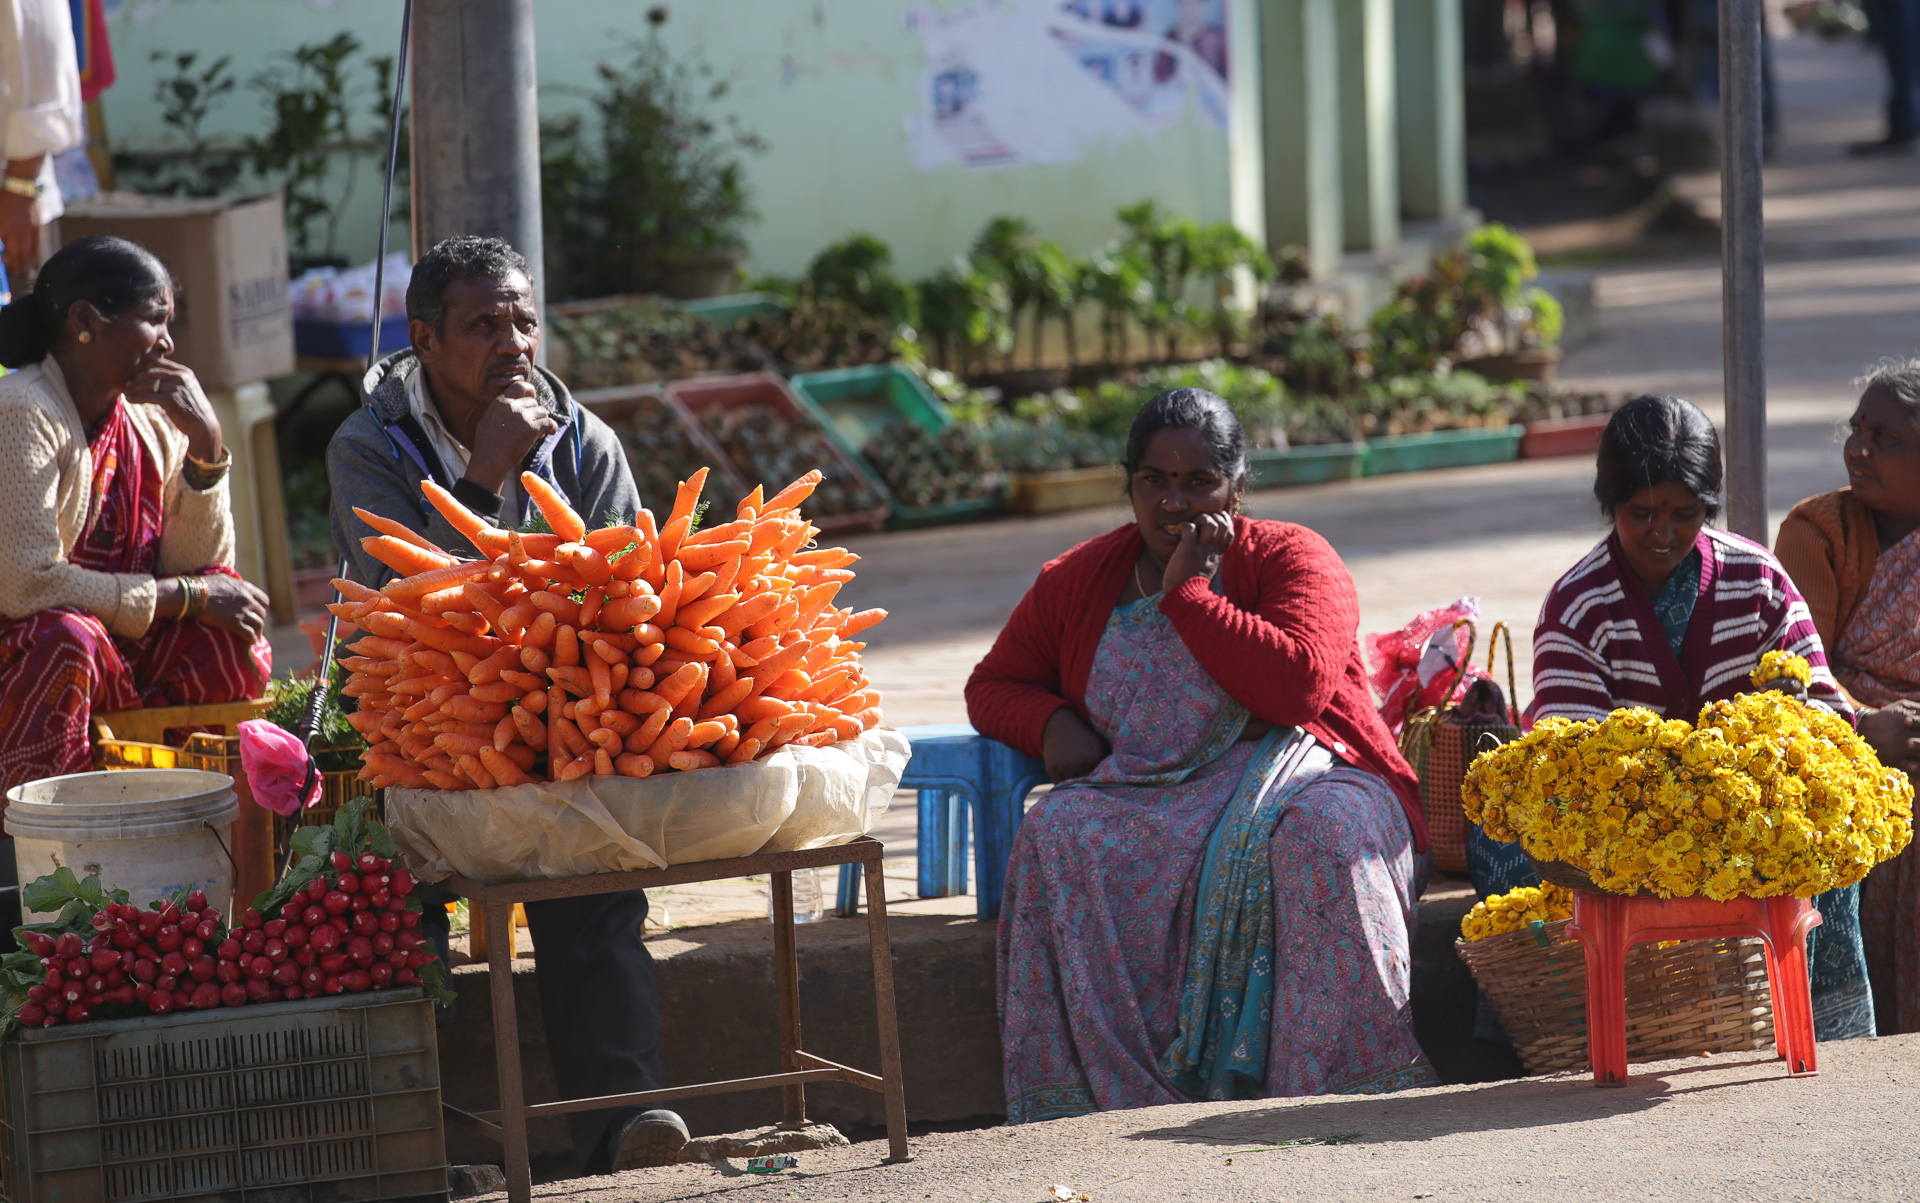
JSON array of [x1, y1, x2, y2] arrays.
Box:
[[683, 292, 790, 326], [574, 383, 752, 514], [1362, 425, 1524, 477], [1244, 443, 1366, 491], [790, 365, 1007, 529], [667, 373, 891, 534]]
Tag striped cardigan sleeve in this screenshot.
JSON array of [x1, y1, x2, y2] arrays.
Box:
[[1705, 532, 1849, 715]]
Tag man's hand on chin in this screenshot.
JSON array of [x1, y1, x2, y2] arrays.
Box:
[[462, 378, 559, 496]]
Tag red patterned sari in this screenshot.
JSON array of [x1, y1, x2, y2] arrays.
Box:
[[0, 402, 270, 808]]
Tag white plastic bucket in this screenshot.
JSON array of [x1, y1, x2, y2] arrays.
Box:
[[5, 769, 238, 918]]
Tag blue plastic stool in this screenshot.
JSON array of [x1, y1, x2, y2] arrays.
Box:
[[832, 722, 1048, 921]]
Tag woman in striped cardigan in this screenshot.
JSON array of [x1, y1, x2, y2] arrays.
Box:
[[1507, 396, 1873, 1040]]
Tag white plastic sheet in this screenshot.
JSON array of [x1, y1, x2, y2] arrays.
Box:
[[386, 729, 910, 885]]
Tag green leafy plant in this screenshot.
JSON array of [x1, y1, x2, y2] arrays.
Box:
[[804, 235, 918, 328], [249, 33, 397, 260], [541, 14, 765, 299], [969, 216, 1080, 368], [914, 257, 1012, 376], [1369, 224, 1558, 376], [261, 666, 365, 772], [111, 51, 247, 197]]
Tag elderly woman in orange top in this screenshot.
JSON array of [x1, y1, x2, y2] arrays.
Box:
[[1777, 359, 1920, 1034], [0, 236, 270, 803]]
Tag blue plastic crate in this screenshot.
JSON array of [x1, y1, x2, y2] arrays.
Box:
[[294, 315, 410, 362]]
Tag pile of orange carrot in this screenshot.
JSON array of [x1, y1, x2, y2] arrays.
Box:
[[334, 468, 886, 790]]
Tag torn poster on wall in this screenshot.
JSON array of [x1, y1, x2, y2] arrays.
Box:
[[904, 0, 1230, 171]]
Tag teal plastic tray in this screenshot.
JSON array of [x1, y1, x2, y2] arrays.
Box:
[[681, 292, 790, 326], [1361, 426, 1524, 477], [1245, 444, 1365, 490], [790, 365, 1005, 529]]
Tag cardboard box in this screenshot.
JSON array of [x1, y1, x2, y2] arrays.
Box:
[[56, 191, 293, 389]]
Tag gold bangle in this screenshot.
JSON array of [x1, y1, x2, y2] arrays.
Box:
[[182, 448, 231, 492], [179, 577, 207, 622]]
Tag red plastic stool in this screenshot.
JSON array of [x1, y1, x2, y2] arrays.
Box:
[[1566, 892, 1823, 1085]]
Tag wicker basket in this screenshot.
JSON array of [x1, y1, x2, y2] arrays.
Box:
[[1456, 917, 1775, 1074], [1398, 621, 1522, 875]]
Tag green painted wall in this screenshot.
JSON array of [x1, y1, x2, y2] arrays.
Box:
[[102, 0, 1255, 279]]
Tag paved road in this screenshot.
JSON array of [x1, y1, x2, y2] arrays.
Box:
[[497, 1037, 1920, 1201], [846, 32, 1909, 728]]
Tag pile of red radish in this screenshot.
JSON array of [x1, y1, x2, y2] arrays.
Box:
[[15, 854, 434, 1029]]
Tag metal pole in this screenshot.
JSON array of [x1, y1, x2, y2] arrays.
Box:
[[1719, 0, 1767, 543], [409, 0, 546, 317]]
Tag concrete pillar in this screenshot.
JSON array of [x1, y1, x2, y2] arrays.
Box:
[[409, 0, 546, 309], [1395, 0, 1467, 219], [1259, 0, 1343, 277], [1337, 0, 1400, 251]]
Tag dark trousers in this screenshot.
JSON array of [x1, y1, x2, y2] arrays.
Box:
[[421, 885, 662, 1176], [1870, 0, 1920, 138]]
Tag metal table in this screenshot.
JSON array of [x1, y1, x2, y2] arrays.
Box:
[[438, 837, 910, 1202]]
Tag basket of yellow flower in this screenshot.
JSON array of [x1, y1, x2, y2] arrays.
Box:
[[1461, 653, 1914, 901], [1456, 883, 1776, 1073]]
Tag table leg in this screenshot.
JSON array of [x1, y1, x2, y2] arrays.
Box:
[[771, 869, 806, 1126], [864, 857, 911, 1163], [486, 898, 532, 1203]]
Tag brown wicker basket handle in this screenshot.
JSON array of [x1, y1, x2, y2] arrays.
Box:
[[1487, 620, 1520, 726], [1405, 618, 1478, 723]]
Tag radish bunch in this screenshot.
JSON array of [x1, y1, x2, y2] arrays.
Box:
[[245, 851, 433, 1004], [19, 889, 231, 1026]]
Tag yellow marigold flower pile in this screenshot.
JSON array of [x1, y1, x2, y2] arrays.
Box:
[[1752, 650, 1812, 688], [1460, 883, 1575, 941], [1462, 656, 1913, 900]]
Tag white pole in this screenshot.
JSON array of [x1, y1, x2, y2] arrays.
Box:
[[1719, 0, 1767, 542]]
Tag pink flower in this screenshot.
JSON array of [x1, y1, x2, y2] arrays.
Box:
[[238, 720, 323, 817]]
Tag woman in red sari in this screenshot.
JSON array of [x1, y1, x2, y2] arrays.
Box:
[[0, 235, 270, 804]]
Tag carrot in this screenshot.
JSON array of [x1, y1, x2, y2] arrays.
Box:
[[578, 585, 607, 628], [362, 535, 457, 577], [658, 514, 692, 564], [530, 590, 583, 627], [762, 470, 823, 515], [468, 646, 521, 684], [635, 642, 666, 667], [498, 602, 537, 633], [556, 756, 593, 782], [548, 666, 594, 697], [612, 539, 654, 583], [746, 597, 800, 641], [675, 591, 741, 633], [708, 554, 745, 597], [601, 593, 664, 631], [713, 594, 781, 639], [676, 571, 719, 609], [672, 666, 710, 721], [442, 612, 489, 637], [550, 712, 591, 759], [520, 471, 588, 542], [523, 611, 558, 650], [792, 548, 857, 568], [618, 689, 673, 716], [634, 622, 667, 647], [418, 480, 508, 554], [334, 578, 383, 606], [562, 544, 615, 587], [744, 644, 810, 696], [411, 648, 459, 677], [511, 707, 548, 749], [493, 714, 519, 751], [614, 752, 656, 778], [325, 601, 361, 622], [588, 726, 622, 753], [667, 468, 709, 530], [434, 732, 490, 758], [586, 525, 641, 555], [589, 656, 614, 711], [645, 717, 695, 762], [713, 731, 742, 758], [735, 696, 794, 723], [364, 754, 431, 789], [737, 485, 765, 519], [665, 626, 722, 658], [683, 518, 753, 548], [698, 678, 754, 721], [709, 650, 737, 693], [462, 583, 510, 628], [593, 748, 616, 777], [725, 737, 764, 765], [443, 696, 509, 723], [684, 719, 730, 748], [675, 539, 750, 572], [669, 750, 721, 771], [352, 507, 448, 556], [597, 710, 643, 737], [627, 707, 673, 753], [792, 582, 845, 631], [556, 623, 581, 669], [470, 681, 523, 704], [358, 610, 412, 639], [522, 687, 549, 715], [422, 769, 466, 791], [478, 745, 531, 786], [654, 662, 708, 708], [406, 619, 496, 657]]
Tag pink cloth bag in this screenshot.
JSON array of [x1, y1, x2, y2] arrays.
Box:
[[238, 719, 321, 817]]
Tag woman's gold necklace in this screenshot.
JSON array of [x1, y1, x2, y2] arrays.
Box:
[[1134, 557, 1157, 599]]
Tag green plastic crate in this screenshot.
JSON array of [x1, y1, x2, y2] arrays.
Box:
[[1245, 444, 1365, 490], [1361, 426, 1524, 477], [0, 990, 446, 1203], [789, 365, 1006, 529]]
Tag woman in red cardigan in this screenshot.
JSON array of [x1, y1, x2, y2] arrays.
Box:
[[968, 389, 1435, 1123]]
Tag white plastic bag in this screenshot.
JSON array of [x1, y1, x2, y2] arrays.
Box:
[[386, 728, 908, 885]]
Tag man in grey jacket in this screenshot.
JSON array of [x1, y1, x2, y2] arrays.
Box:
[[326, 235, 688, 1174]]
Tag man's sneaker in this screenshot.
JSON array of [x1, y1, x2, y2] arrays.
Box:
[[609, 1110, 690, 1171]]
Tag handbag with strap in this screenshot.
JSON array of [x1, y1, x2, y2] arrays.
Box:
[[1397, 620, 1522, 875]]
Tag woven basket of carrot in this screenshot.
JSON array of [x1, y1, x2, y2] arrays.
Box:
[[334, 465, 888, 792]]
